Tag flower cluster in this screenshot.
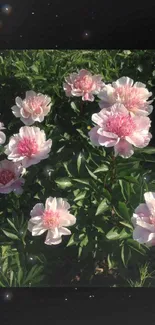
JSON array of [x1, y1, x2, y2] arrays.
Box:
[[0, 90, 76, 245], [0, 70, 154, 250], [88, 77, 153, 158]]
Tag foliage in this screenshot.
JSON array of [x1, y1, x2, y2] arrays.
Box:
[[0, 49, 155, 287]]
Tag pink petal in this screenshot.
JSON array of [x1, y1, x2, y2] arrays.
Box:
[[98, 135, 118, 147], [133, 226, 151, 244], [11, 105, 21, 117], [114, 139, 134, 158], [134, 203, 150, 218], [30, 203, 44, 218], [88, 126, 100, 146], [45, 197, 57, 211], [112, 76, 134, 88], [31, 223, 46, 236], [44, 230, 62, 245], [144, 192, 155, 216]]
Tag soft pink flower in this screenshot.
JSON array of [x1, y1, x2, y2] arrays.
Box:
[[0, 159, 25, 194], [88, 103, 152, 158], [131, 192, 155, 247], [11, 90, 52, 125], [4, 126, 52, 168], [63, 69, 105, 102], [98, 76, 153, 116], [28, 197, 76, 245], [0, 122, 6, 145]]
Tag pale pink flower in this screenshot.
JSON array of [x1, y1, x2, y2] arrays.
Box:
[[88, 103, 152, 158], [4, 126, 52, 168], [98, 76, 153, 116], [131, 192, 155, 246], [28, 197, 76, 245], [0, 122, 6, 145], [0, 160, 25, 194], [11, 91, 52, 125], [63, 69, 105, 102]]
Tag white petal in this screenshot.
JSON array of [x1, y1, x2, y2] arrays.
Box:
[[45, 197, 57, 211], [32, 223, 46, 236], [0, 132, 6, 144], [30, 203, 44, 217], [58, 227, 71, 236], [45, 230, 62, 245]]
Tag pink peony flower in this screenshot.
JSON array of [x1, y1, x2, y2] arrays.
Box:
[[11, 90, 52, 125], [131, 192, 155, 246], [63, 69, 105, 102], [0, 122, 6, 145], [0, 159, 25, 194], [88, 103, 152, 158], [98, 76, 153, 116], [4, 126, 52, 168], [28, 197, 76, 245]]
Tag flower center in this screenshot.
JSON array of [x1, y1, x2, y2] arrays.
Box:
[[17, 137, 38, 157], [0, 169, 14, 185], [106, 113, 135, 137], [27, 97, 43, 114], [42, 210, 60, 229], [114, 86, 144, 111], [74, 75, 93, 91]]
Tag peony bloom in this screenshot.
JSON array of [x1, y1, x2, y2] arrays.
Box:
[[131, 192, 155, 247], [11, 90, 52, 125], [0, 122, 6, 145], [28, 197, 76, 245], [0, 160, 25, 194], [4, 126, 52, 168], [88, 103, 152, 158], [63, 69, 105, 102], [98, 76, 153, 116]]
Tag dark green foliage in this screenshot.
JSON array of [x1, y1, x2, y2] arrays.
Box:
[[0, 49, 155, 287]]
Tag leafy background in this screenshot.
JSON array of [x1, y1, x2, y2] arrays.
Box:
[[1, 50, 155, 287]]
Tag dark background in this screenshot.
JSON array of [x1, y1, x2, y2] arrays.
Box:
[[1, 288, 155, 325], [0, 0, 155, 48]]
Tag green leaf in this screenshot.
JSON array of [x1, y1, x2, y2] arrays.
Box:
[[73, 178, 90, 185], [106, 227, 131, 241], [94, 164, 109, 173], [96, 199, 109, 216], [126, 239, 147, 255], [2, 230, 20, 240], [85, 165, 98, 180], [94, 226, 104, 234], [55, 177, 72, 189], [24, 265, 43, 284], [74, 191, 87, 202], [135, 147, 155, 154], [121, 245, 131, 267], [101, 188, 112, 201], [80, 235, 89, 247], [118, 202, 130, 222], [106, 227, 121, 240], [71, 101, 79, 113], [77, 153, 82, 173], [122, 176, 138, 184], [119, 221, 133, 230]]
